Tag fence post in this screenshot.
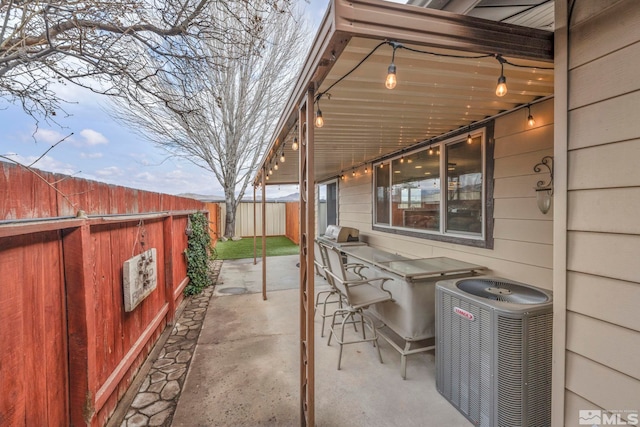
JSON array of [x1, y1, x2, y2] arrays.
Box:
[[163, 215, 176, 325], [63, 223, 98, 425]]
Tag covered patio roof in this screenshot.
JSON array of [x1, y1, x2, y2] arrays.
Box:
[[254, 0, 554, 185]]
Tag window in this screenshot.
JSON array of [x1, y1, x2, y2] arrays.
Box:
[[318, 180, 338, 234], [373, 126, 494, 248]]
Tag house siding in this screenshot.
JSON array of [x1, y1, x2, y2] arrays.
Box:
[[563, 0, 640, 425], [337, 98, 554, 290]]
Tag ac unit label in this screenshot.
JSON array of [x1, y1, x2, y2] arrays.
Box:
[[454, 306, 475, 321]]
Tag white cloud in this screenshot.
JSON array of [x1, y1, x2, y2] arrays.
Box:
[[79, 129, 108, 146], [33, 128, 69, 144], [6, 153, 77, 176], [80, 152, 104, 159], [95, 166, 124, 177]]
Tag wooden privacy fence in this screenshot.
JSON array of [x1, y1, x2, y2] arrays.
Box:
[[0, 162, 206, 426], [215, 201, 300, 244]]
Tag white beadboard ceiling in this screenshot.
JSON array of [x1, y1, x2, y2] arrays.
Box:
[[257, 0, 554, 185]]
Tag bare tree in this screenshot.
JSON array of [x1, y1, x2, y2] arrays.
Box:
[[110, 3, 309, 238], [0, 0, 292, 122]]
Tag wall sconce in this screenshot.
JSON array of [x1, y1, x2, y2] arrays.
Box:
[[534, 156, 553, 214]]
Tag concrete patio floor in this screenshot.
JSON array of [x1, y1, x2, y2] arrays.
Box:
[[171, 255, 472, 427]]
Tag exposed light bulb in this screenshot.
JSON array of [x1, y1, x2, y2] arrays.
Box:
[[385, 63, 397, 89], [280, 153, 285, 163], [428, 147, 434, 155], [380, 163, 384, 169], [269, 168, 273, 175], [364, 166, 368, 174], [266, 175, 270, 180], [352, 170, 356, 177], [528, 114, 536, 127], [292, 137, 299, 151], [467, 133, 473, 144], [315, 108, 324, 128], [526, 105, 536, 127], [400, 156, 404, 163], [496, 74, 507, 97], [274, 162, 279, 170]]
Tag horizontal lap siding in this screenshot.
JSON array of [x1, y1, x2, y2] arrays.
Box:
[[337, 99, 554, 290], [566, 0, 640, 421]]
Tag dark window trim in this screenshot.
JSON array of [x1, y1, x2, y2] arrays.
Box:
[[373, 121, 495, 250]]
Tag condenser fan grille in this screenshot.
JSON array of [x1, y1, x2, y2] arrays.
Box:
[[456, 279, 549, 304]]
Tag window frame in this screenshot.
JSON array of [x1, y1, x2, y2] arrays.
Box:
[[317, 178, 339, 235], [372, 123, 494, 249]]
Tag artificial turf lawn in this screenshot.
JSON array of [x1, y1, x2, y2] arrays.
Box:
[[214, 236, 300, 260]]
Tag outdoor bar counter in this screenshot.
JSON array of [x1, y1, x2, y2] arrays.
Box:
[[340, 245, 485, 379]]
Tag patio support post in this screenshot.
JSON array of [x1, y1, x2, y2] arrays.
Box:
[[299, 88, 315, 427], [262, 169, 267, 301], [253, 184, 257, 265]]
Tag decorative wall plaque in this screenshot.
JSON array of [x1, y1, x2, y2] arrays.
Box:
[[123, 248, 157, 312]]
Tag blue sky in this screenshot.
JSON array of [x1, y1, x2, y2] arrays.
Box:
[[0, 1, 404, 198]]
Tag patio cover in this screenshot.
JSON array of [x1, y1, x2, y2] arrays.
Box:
[[250, 1, 554, 425], [253, 0, 554, 185]]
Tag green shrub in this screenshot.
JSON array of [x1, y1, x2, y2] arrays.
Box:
[[184, 212, 212, 296]]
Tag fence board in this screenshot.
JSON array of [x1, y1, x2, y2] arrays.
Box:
[[1, 161, 206, 426]]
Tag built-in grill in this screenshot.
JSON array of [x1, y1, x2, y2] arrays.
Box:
[[317, 225, 366, 248]]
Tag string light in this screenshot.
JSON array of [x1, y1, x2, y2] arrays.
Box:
[[269, 167, 273, 175], [364, 166, 368, 174], [385, 42, 400, 89], [527, 105, 536, 127], [428, 146, 434, 155], [315, 96, 324, 128], [467, 126, 473, 144], [352, 169, 356, 177], [380, 163, 384, 169], [292, 136, 299, 151], [495, 54, 508, 97], [307, 41, 551, 131], [280, 145, 286, 162], [400, 155, 404, 163], [274, 162, 279, 170]]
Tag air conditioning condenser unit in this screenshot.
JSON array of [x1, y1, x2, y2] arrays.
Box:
[[435, 277, 553, 427]]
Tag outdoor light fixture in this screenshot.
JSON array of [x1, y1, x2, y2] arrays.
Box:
[[352, 169, 356, 177], [467, 127, 473, 144], [527, 105, 536, 127], [280, 146, 286, 163], [385, 42, 401, 89], [364, 166, 368, 174], [400, 156, 404, 163], [315, 97, 324, 128], [269, 167, 273, 175], [274, 162, 279, 171], [495, 54, 508, 97], [292, 136, 299, 151], [315, 108, 324, 128], [380, 163, 384, 169], [534, 156, 554, 214], [428, 146, 434, 155]]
